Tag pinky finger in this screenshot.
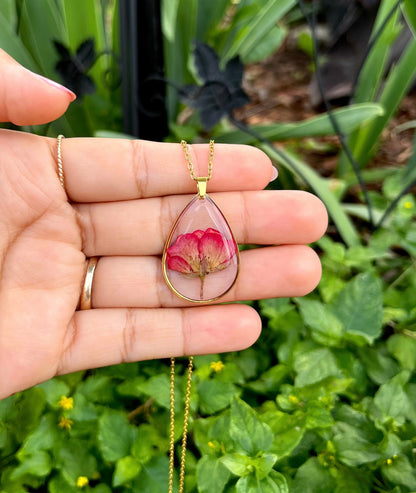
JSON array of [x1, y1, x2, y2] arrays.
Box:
[[57, 305, 262, 375]]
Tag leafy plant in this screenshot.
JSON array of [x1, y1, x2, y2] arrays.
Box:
[[0, 0, 121, 137], [1, 199, 415, 491]]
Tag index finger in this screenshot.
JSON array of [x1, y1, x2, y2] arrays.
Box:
[[51, 138, 275, 202]]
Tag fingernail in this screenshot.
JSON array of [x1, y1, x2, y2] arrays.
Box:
[[270, 166, 278, 182], [30, 72, 76, 101]]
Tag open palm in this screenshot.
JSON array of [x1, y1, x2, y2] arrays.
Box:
[[0, 50, 327, 399]]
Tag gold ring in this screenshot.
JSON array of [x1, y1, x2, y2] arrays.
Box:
[[56, 135, 65, 189], [80, 257, 99, 310]]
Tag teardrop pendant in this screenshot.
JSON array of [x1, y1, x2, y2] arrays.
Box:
[[162, 194, 239, 302]]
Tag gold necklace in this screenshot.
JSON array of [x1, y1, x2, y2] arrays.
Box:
[[164, 141, 239, 491]]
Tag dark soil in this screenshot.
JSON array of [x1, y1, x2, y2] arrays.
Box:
[[235, 41, 416, 180]]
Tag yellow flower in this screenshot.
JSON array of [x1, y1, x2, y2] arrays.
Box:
[[404, 201, 413, 209], [58, 395, 74, 410], [58, 416, 73, 430], [77, 476, 89, 488], [210, 361, 225, 373], [386, 458, 393, 466], [288, 395, 299, 405], [208, 441, 215, 448]]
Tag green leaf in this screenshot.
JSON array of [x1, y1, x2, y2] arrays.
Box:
[[387, 334, 416, 371], [20, 414, 58, 454], [404, 0, 416, 38], [354, 37, 416, 167], [333, 469, 371, 493], [0, 9, 39, 71], [17, 0, 67, 78], [252, 453, 278, 480], [198, 380, 238, 414], [220, 453, 253, 477], [236, 474, 285, 493], [163, 0, 198, 120], [62, 0, 108, 94], [98, 411, 137, 462], [305, 402, 334, 429], [331, 273, 383, 345], [333, 422, 382, 467], [131, 424, 164, 464], [113, 456, 142, 487], [77, 375, 114, 404], [354, 0, 401, 104], [67, 392, 97, 421], [296, 299, 344, 346], [294, 347, 342, 387], [10, 450, 51, 480], [56, 440, 97, 484], [0, 421, 7, 448], [91, 485, 112, 493], [404, 383, 416, 424], [135, 373, 177, 410], [246, 365, 289, 394], [14, 387, 46, 442], [243, 25, 286, 64], [230, 397, 273, 454], [37, 378, 70, 407], [196, 455, 231, 493], [358, 347, 400, 384], [216, 104, 384, 144], [334, 404, 383, 444], [259, 145, 360, 247], [291, 457, 335, 493], [381, 455, 416, 490], [374, 378, 410, 424], [195, 0, 229, 42], [133, 455, 169, 493], [270, 425, 304, 460], [269, 471, 289, 493], [222, 0, 296, 62], [48, 474, 77, 493], [161, 0, 180, 42]]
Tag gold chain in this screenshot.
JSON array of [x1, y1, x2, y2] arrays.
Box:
[[168, 140, 213, 491], [57, 135, 65, 188], [181, 139, 214, 181], [168, 356, 194, 493]]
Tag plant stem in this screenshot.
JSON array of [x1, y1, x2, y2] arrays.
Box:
[[200, 275, 205, 299]]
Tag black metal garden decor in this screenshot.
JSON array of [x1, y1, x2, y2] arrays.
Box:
[[118, 0, 168, 140]]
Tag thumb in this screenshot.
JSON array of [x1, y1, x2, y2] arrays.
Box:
[[0, 49, 76, 126]]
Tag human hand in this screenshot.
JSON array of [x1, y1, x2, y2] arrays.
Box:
[[0, 50, 327, 399]]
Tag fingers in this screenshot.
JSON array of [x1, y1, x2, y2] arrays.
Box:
[[0, 49, 75, 125], [58, 304, 261, 375], [56, 138, 274, 202], [91, 246, 321, 308], [74, 190, 328, 256]]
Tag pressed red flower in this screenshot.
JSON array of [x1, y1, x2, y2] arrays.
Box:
[[167, 228, 237, 279]]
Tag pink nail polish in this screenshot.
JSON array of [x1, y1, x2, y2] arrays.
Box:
[[270, 166, 278, 182], [30, 71, 76, 101]]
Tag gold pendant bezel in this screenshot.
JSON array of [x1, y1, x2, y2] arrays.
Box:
[[162, 193, 240, 304]]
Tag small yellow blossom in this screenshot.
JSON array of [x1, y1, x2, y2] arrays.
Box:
[[77, 476, 89, 488], [404, 201, 413, 209], [288, 395, 299, 405], [208, 441, 215, 448], [58, 416, 73, 430], [58, 395, 74, 410], [210, 361, 225, 373], [386, 458, 393, 466]]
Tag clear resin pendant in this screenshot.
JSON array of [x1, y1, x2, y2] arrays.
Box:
[[162, 194, 239, 302]]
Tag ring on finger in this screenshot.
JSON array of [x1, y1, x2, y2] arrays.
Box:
[[79, 257, 99, 310]]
